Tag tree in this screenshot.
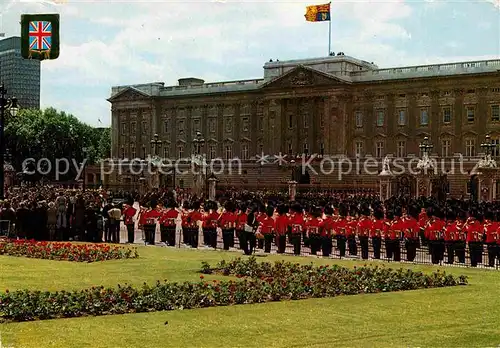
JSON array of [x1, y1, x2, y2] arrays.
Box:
[[97, 127, 111, 159], [4, 107, 107, 182]]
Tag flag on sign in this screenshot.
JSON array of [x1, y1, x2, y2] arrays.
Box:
[[21, 13, 60, 60], [304, 3, 331, 22]]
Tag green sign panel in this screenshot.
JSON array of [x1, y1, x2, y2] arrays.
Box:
[[21, 13, 60, 60]]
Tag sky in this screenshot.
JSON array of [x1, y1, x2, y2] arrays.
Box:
[[0, 0, 499, 127]]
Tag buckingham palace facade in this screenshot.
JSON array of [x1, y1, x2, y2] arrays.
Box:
[[106, 53, 500, 196]]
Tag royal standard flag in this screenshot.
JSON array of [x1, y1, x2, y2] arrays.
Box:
[[305, 3, 331, 22], [21, 14, 60, 60]]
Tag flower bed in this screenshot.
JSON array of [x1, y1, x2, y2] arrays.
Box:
[[0, 257, 467, 322], [0, 240, 139, 262]]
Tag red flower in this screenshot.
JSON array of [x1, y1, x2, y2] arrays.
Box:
[[200, 275, 204, 279]]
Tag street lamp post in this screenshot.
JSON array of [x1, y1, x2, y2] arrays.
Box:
[[480, 134, 497, 158], [419, 136, 433, 158], [193, 131, 206, 196], [0, 84, 18, 200], [150, 134, 162, 190]]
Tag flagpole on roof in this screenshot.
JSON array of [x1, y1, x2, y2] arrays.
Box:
[[328, 2, 332, 56]]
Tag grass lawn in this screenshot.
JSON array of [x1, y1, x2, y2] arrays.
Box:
[[1, 246, 500, 348]]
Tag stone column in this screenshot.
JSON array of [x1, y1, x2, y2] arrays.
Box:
[[416, 174, 432, 198], [208, 177, 217, 200], [378, 172, 392, 201], [288, 180, 297, 201]]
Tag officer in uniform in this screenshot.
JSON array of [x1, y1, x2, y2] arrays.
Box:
[[357, 205, 372, 260]]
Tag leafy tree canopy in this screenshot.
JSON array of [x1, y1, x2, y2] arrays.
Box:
[[4, 107, 110, 181]]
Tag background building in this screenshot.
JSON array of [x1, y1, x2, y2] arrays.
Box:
[[0, 36, 41, 109], [107, 53, 500, 197]]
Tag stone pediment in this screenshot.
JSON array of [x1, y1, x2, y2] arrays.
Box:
[[261, 66, 351, 89], [107, 87, 150, 103]]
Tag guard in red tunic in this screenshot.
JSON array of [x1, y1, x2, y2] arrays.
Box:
[[202, 201, 219, 249], [259, 205, 276, 253], [187, 201, 202, 248], [357, 206, 372, 260], [289, 203, 305, 255], [484, 210, 498, 267], [389, 208, 403, 262], [427, 207, 446, 264], [320, 205, 334, 257], [161, 200, 179, 247], [405, 205, 420, 262], [219, 201, 237, 250], [180, 201, 191, 246], [455, 210, 467, 264], [346, 205, 358, 257], [384, 210, 395, 260], [256, 205, 267, 250], [122, 200, 137, 244], [418, 208, 428, 248], [371, 207, 385, 259], [235, 203, 248, 250], [336, 204, 348, 257], [275, 204, 289, 254], [305, 206, 323, 256], [444, 210, 458, 264], [466, 212, 484, 267], [143, 200, 162, 245]]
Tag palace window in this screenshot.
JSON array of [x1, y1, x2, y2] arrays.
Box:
[[303, 114, 308, 128], [225, 145, 233, 160], [492, 137, 500, 157], [225, 118, 233, 133], [397, 140, 406, 158], [130, 143, 136, 159], [259, 144, 264, 154], [121, 122, 127, 135], [491, 105, 500, 122], [355, 141, 363, 157], [120, 147, 125, 159], [241, 144, 249, 160], [355, 111, 363, 128], [420, 109, 429, 126], [130, 121, 136, 134], [375, 141, 384, 158], [303, 143, 309, 155], [142, 121, 148, 135], [163, 119, 169, 133], [398, 110, 406, 126], [192, 119, 201, 136], [163, 146, 169, 159], [441, 139, 451, 157], [259, 116, 264, 131], [376, 110, 385, 127], [465, 139, 475, 157], [208, 118, 216, 133], [443, 107, 452, 124], [209, 145, 216, 160], [466, 107, 475, 123], [288, 113, 293, 129], [178, 145, 184, 159], [320, 143, 325, 156], [242, 117, 249, 132], [288, 143, 293, 156], [178, 120, 185, 135], [320, 112, 324, 128]]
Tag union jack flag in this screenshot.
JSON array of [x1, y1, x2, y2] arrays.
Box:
[[29, 21, 52, 51]]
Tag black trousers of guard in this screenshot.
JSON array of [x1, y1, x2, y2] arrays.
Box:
[[420, 229, 427, 247], [347, 236, 357, 256], [263, 233, 273, 253], [309, 234, 321, 255], [359, 236, 369, 260], [241, 231, 256, 255], [160, 225, 167, 243], [291, 233, 301, 255], [236, 229, 243, 249], [163, 226, 176, 246], [203, 228, 217, 249], [190, 228, 199, 248], [469, 242, 483, 267], [257, 238, 264, 249], [487, 243, 498, 267], [405, 239, 418, 262], [445, 241, 455, 264], [336, 235, 346, 257], [372, 237, 381, 259], [222, 229, 234, 250], [430, 240, 443, 264], [182, 227, 191, 246], [276, 235, 287, 254], [303, 231, 310, 248], [126, 224, 135, 244], [392, 239, 401, 262], [321, 236, 332, 257], [143, 224, 156, 245], [385, 239, 393, 259], [454, 241, 466, 263]]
